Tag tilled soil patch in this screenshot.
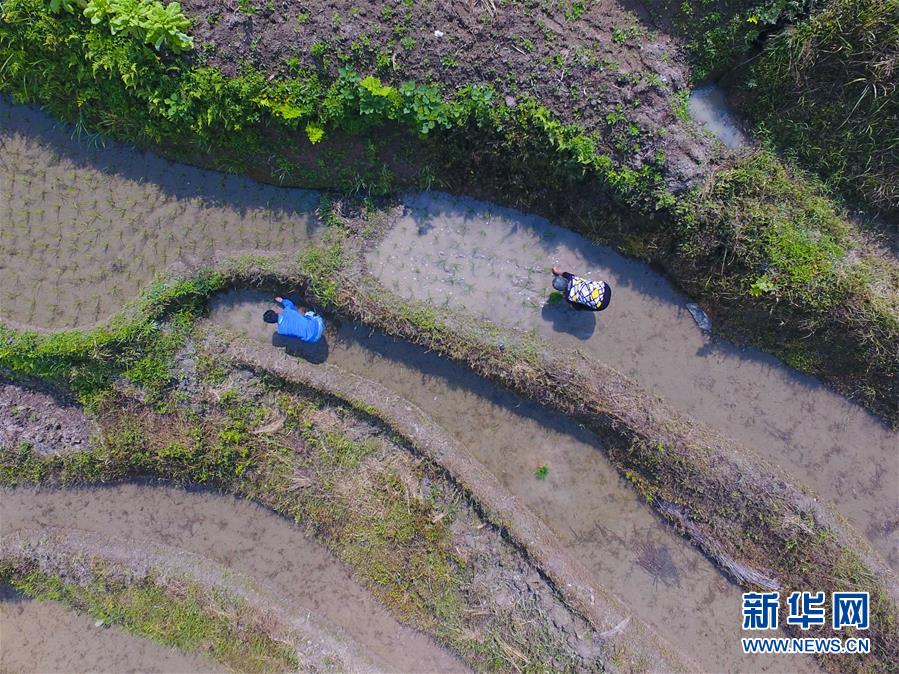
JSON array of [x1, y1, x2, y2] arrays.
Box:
[[0, 379, 95, 456]]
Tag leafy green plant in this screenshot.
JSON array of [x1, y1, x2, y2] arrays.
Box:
[[564, 0, 586, 21], [50, 0, 193, 52], [535, 464, 549, 480]]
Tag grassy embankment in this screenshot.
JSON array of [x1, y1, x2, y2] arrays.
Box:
[[662, 0, 897, 220], [0, 0, 896, 420], [1, 226, 896, 672]]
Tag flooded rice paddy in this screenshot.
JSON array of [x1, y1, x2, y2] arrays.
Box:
[[211, 289, 820, 674], [0, 584, 220, 674], [1, 484, 465, 673], [369, 193, 899, 570], [1, 94, 893, 671], [0, 97, 320, 329]]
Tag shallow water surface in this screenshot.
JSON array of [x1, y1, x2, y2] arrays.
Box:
[[367, 192, 899, 570], [1, 484, 465, 673], [0, 584, 219, 674], [688, 84, 747, 149], [211, 289, 821, 674]]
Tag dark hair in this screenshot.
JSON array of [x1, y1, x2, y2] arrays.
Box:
[[263, 309, 278, 324]]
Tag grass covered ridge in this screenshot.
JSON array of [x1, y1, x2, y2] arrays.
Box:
[[0, 564, 300, 673]]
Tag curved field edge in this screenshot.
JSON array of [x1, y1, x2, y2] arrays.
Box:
[[0, 527, 373, 673], [1, 0, 896, 422], [1, 248, 896, 673], [1, 318, 659, 671]]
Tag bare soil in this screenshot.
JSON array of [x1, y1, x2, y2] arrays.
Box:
[[0, 379, 96, 456], [180, 0, 714, 189]]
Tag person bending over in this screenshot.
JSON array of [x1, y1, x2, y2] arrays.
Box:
[[263, 296, 325, 343], [551, 267, 612, 312]]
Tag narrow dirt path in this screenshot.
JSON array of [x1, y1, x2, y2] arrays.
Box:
[[368, 192, 898, 569], [1, 485, 466, 674], [210, 291, 821, 674], [0, 584, 221, 674]]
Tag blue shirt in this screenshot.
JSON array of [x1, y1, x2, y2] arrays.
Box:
[[277, 299, 324, 343]]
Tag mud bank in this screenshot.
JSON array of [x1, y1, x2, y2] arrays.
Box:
[[368, 192, 898, 569], [1, 484, 464, 673], [211, 292, 818, 674], [0, 97, 321, 330], [0, 584, 220, 674]]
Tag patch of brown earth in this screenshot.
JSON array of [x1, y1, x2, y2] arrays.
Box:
[[180, 0, 713, 188], [0, 380, 95, 456]]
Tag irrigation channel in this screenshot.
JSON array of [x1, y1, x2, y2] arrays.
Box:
[[1, 95, 895, 670], [211, 291, 819, 674], [0, 583, 221, 673], [1, 484, 466, 673]]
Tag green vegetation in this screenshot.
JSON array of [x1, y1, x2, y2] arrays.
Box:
[[738, 0, 898, 215], [1, 568, 298, 672], [668, 0, 811, 81], [49, 0, 193, 52], [0, 0, 669, 204], [676, 151, 897, 408], [535, 464, 549, 480], [0, 271, 226, 409]]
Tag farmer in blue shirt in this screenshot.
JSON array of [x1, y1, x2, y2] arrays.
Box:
[[263, 296, 324, 343]]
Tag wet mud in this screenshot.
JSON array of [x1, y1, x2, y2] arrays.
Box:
[[210, 289, 821, 674], [0, 98, 320, 329], [0, 484, 465, 674], [367, 192, 899, 570], [0, 584, 220, 674]]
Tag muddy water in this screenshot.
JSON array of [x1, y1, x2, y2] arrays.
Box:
[[688, 84, 747, 149], [0, 584, 221, 674], [0, 97, 320, 329], [0, 484, 465, 674], [210, 290, 820, 674], [367, 192, 899, 570]]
